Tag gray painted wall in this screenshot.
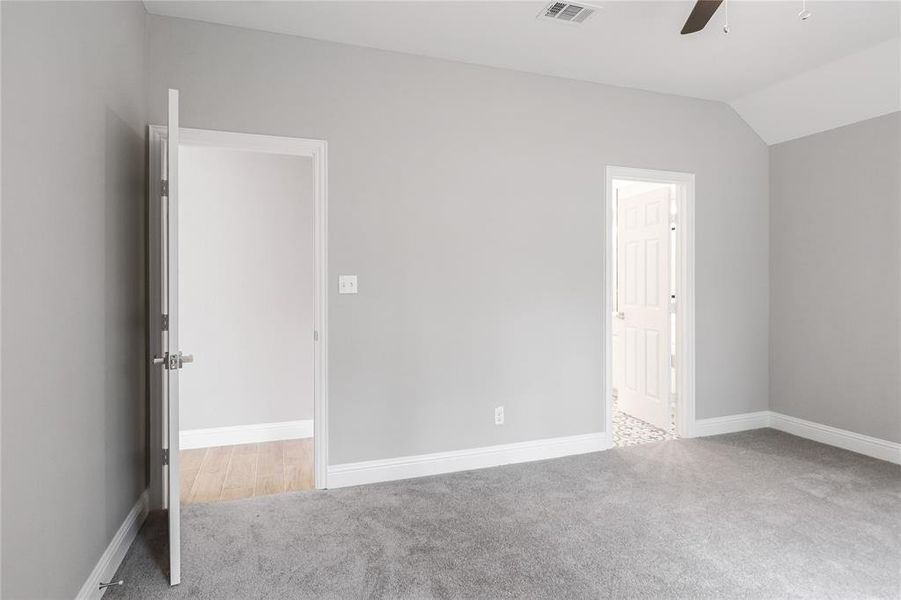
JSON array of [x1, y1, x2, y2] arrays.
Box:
[[0, 2, 147, 598], [180, 147, 314, 430], [770, 112, 901, 443], [146, 15, 769, 464]]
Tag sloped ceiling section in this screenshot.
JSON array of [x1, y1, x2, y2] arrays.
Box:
[[143, 1, 900, 145], [731, 38, 901, 145]]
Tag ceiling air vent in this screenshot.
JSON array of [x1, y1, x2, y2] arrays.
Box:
[[538, 2, 596, 24]]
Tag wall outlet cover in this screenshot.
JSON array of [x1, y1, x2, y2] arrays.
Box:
[[338, 275, 358, 294], [495, 406, 504, 425]]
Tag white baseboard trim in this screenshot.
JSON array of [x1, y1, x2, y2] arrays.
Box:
[[328, 432, 611, 489], [76, 489, 149, 600], [693, 411, 772, 437], [693, 410, 900, 465], [769, 412, 901, 465], [180, 419, 313, 450]]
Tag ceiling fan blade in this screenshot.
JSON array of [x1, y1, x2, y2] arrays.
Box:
[[681, 0, 724, 34]]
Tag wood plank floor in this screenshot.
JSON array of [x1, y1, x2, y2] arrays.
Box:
[[180, 439, 314, 504]]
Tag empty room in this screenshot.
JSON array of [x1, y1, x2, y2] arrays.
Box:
[[1, 1, 899, 599]]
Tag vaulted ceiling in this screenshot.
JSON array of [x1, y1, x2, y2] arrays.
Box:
[[144, 1, 901, 144]]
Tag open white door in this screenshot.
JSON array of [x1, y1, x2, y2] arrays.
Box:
[[616, 186, 671, 431], [158, 88, 191, 586]]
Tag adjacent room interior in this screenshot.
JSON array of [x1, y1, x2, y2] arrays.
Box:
[[175, 142, 316, 504], [1, 1, 899, 599]]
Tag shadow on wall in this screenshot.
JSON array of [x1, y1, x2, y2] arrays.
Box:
[[104, 107, 147, 532]]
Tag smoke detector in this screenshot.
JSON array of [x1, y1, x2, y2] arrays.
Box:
[[538, 2, 598, 25]]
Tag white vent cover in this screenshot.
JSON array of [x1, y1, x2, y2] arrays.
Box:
[[538, 2, 596, 24]]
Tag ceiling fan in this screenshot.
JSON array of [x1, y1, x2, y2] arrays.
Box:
[[681, 0, 811, 35], [680, 0, 725, 34]]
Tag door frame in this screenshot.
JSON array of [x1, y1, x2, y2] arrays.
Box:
[[605, 166, 695, 439], [148, 126, 330, 507]]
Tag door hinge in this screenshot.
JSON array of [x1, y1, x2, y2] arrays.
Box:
[[161, 180, 169, 197], [313, 330, 319, 342], [161, 314, 169, 332], [162, 448, 169, 466], [670, 354, 677, 368]]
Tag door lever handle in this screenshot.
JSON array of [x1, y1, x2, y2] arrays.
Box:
[[151, 352, 194, 369], [614, 311, 625, 320]]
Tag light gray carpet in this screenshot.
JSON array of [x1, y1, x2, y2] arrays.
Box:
[[108, 430, 901, 599]]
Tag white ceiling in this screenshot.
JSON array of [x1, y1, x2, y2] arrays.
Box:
[[144, 1, 901, 142]]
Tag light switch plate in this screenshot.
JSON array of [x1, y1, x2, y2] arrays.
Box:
[[338, 275, 358, 294]]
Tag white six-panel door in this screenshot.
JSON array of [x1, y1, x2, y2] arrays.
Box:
[[616, 186, 672, 430]]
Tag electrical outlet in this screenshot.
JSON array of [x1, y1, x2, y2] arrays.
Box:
[[495, 406, 504, 425]]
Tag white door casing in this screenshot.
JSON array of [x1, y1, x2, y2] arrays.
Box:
[[611, 190, 625, 400], [616, 186, 672, 430], [605, 167, 695, 441]]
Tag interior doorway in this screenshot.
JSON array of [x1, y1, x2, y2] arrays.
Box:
[[149, 125, 329, 503], [148, 103, 329, 585], [605, 167, 695, 447]]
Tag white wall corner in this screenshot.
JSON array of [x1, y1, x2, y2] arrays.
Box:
[[724, 101, 768, 147], [730, 37, 901, 145], [76, 489, 149, 600], [180, 419, 314, 450], [327, 432, 611, 489]]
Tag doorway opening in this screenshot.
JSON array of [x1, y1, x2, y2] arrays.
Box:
[[605, 167, 695, 447], [177, 142, 317, 503], [148, 126, 329, 510]]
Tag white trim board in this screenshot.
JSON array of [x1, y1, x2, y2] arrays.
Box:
[[694, 411, 901, 465], [328, 432, 611, 489], [768, 412, 901, 466], [180, 419, 313, 450], [328, 411, 898, 491], [76, 489, 149, 600], [693, 411, 771, 437]]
